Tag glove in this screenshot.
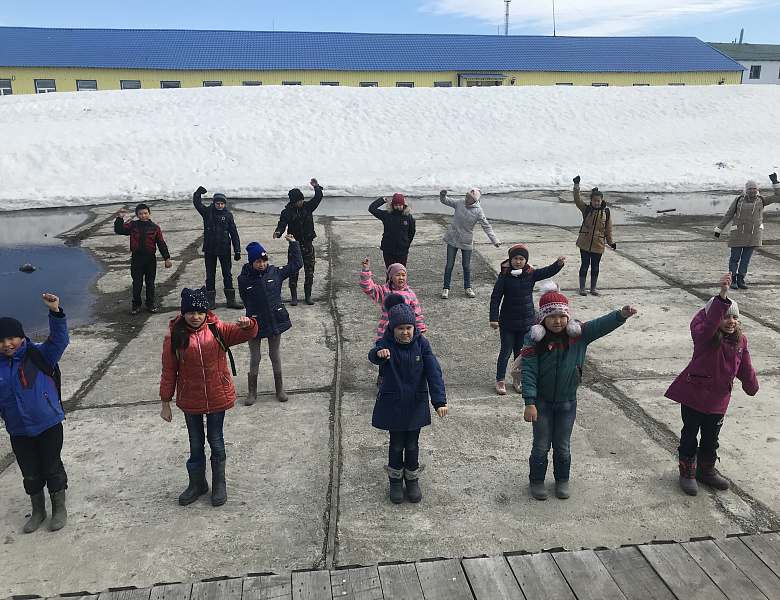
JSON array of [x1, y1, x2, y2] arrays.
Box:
[[196, 186, 207, 195], [714, 232, 720, 238], [610, 243, 617, 250], [573, 175, 581, 185], [770, 172, 778, 185], [234, 252, 241, 261]]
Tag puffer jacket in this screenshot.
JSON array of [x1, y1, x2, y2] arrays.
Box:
[[440, 192, 500, 250], [0, 310, 69, 437], [359, 269, 426, 339], [193, 191, 241, 256], [160, 313, 258, 414], [274, 186, 324, 245], [238, 242, 303, 338], [574, 186, 614, 254], [715, 184, 780, 248], [490, 259, 564, 331], [521, 310, 626, 405], [665, 296, 758, 414], [368, 198, 416, 255], [368, 328, 446, 431]]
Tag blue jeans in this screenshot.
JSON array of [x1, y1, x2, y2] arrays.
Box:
[[205, 253, 234, 291], [184, 412, 226, 470], [729, 246, 755, 278], [443, 244, 472, 289], [529, 400, 577, 483], [496, 327, 525, 381], [579, 249, 602, 278], [388, 429, 420, 471]]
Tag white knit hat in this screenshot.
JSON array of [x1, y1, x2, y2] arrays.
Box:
[[705, 296, 739, 317], [746, 180, 759, 190]]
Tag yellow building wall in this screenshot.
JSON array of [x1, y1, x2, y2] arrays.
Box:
[[0, 66, 741, 95]]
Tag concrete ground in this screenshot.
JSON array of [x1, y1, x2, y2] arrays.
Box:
[[1, 192, 780, 598]]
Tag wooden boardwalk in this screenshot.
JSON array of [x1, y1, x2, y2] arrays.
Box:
[[46, 533, 780, 600]]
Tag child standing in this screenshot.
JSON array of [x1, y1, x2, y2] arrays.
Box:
[[160, 287, 258, 507], [369, 294, 448, 504], [440, 187, 500, 299], [114, 204, 172, 314], [665, 272, 758, 496], [521, 282, 636, 500], [490, 245, 565, 395], [359, 258, 426, 340], [0, 294, 70, 532], [572, 175, 616, 297], [238, 235, 302, 404], [368, 193, 416, 270]]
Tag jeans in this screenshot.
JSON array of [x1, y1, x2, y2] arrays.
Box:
[[729, 246, 755, 278], [496, 327, 525, 381], [130, 253, 157, 308], [529, 400, 577, 483], [184, 411, 226, 469], [10, 423, 68, 495], [579, 249, 603, 278], [388, 429, 420, 472], [443, 244, 472, 290], [679, 405, 724, 458], [205, 253, 234, 291], [289, 244, 315, 288]]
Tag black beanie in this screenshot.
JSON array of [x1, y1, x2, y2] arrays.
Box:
[[508, 244, 529, 262], [0, 317, 25, 340], [180, 287, 210, 314], [288, 188, 304, 203]]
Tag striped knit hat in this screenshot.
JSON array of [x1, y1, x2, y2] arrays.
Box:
[[537, 281, 569, 322]]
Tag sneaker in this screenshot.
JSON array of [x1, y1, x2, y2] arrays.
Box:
[[147, 305, 158, 314], [495, 380, 506, 395], [131, 306, 141, 315], [465, 288, 476, 298], [512, 380, 522, 394], [441, 289, 449, 299]]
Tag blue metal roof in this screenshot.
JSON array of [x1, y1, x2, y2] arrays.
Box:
[[0, 27, 744, 72]]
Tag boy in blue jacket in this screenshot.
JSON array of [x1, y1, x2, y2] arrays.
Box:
[[369, 293, 448, 504], [0, 293, 70, 532]]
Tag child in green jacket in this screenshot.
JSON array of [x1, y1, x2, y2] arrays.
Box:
[[520, 281, 637, 501]]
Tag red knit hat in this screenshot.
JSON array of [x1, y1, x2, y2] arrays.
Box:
[[391, 193, 405, 207], [537, 281, 569, 322]]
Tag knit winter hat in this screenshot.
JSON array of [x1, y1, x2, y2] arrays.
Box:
[[181, 287, 210, 314], [391, 193, 405, 207], [466, 188, 482, 202], [590, 187, 603, 199], [386, 263, 407, 282], [385, 293, 415, 331], [212, 193, 227, 204], [508, 244, 529, 262], [705, 296, 739, 318], [246, 242, 268, 264], [0, 317, 25, 340], [288, 188, 304, 203], [746, 180, 759, 190]]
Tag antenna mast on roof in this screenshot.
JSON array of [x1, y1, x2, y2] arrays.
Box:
[[552, 0, 556, 36], [505, 0, 510, 35]]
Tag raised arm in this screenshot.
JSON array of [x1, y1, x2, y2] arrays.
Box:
[[439, 189, 458, 208], [305, 181, 324, 214], [369, 197, 387, 221], [193, 186, 209, 217], [279, 239, 304, 280], [762, 174, 780, 206]]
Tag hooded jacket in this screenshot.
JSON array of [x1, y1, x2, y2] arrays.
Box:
[[573, 186, 614, 254], [0, 310, 69, 437], [715, 183, 780, 248], [274, 186, 324, 245], [490, 259, 564, 332], [440, 192, 500, 250], [160, 313, 258, 414], [193, 190, 241, 256], [368, 198, 416, 255]]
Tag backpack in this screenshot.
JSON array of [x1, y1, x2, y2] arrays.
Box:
[[25, 343, 63, 409]]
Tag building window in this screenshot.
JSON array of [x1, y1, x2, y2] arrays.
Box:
[[633, 83, 650, 86], [749, 65, 761, 79], [282, 81, 301, 85], [320, 81, 339, 86], [121, 80, 141, 90], [668, 83, 685, 86], [35, 79, 56, 93], [396, 82, 414, 88], [434, 81, 452, 87], [203, 81, 222, 87], [592, 83, 608, 87], [360, 82, 378, 87], [161, 81, 181, 89], [76, 80, 98, 91], [0, 79, 12, 95], [555, 83, 573, 86], [242, 81, 262, 86]]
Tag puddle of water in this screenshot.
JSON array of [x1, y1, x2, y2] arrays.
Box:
[[0, 210, 99, 339]]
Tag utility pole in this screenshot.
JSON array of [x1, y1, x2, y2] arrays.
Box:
[[505, 0, 510, 36], [552, 0, 556, 36]]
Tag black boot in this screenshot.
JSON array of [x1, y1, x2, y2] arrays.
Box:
[[289, 286, 298, 306], [385, 466, 404, 504], [579, 276, 587, 296], [206, 290, 217, 310], [737, 275, 749, 290], [178, 463, 209, 505], [49, 490, 67, 531], [590, 274, 599, 296], [211, 458, 227, 506], [224, 289, 243, 309], [678, 456, 698, 496], [404, 467, 422, 503], [23, 491, 47, 533], [304, 284, 315, 305]]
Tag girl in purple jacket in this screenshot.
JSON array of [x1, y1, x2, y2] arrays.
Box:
[[665, 272, 758, 496]]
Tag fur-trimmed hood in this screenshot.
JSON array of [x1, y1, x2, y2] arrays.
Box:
[[384, 203, 412, 216]]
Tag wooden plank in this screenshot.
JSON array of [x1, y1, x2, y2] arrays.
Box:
[[742, 533, 780, 579], [716, 538, 780, 600], [414, 559, 473, 600], [191, 579, 242, 600], [291, 571, 331, 600], [376, 563, 424, 600], [682, 540, 767, 600], [149, 583, 193, 600], [639, 543, 728, 600], [330, 566, 382, 600], [553, 550, 627, 600], [98, 589, 153, 600], [242, 574, 292, 600], [596, 547, 676, 600], [506, 553, 576, 600], [461, 556, 525, 600]]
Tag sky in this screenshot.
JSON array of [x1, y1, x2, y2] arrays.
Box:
[[1, 0, 778, 43]]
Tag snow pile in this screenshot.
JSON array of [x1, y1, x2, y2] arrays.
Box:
[[1, 84, 778, 210]]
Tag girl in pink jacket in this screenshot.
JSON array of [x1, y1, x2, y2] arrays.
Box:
[[665, 272, 758, 496]]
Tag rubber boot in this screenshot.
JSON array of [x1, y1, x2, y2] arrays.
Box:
[[590, 274, 599, 296], [49, 490, 67, 531], [245, 374, 258, 406], [211, 458, 227, 506], [289, 286, 298, 306], [579, 276, 587, 296], [304, 284, 315, 305], [273, 372, 288, 402], [206, 290, 217, 310], [555, 479, 570, 500], [23, 491, 47, 533], [696, 454, 729, 490], [529, 481, 548, 501], [224, 289, 243, 309], [737, 275, 749, 290], [678, 456, 698, 496], [385, 466, 404, 504], [178, 462, 209, 505], [404, 467, 422, 503]]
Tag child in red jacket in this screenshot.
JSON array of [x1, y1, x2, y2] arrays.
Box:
[[160, 287, 257, 507], [665, 272, 758, 496]]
